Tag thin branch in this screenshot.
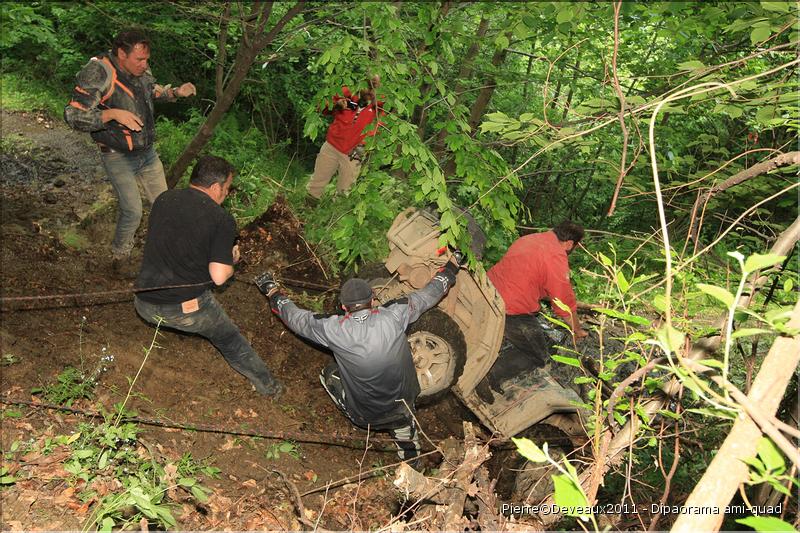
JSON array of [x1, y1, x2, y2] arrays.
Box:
[[215, 3, 232, 101], [606, 1, 630, 217]]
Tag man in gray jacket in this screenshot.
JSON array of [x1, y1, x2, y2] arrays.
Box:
[[255, 256, 462, 466]]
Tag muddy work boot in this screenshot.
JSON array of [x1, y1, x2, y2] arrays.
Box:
[[254, 378, 284, 398], [110, 255, 138, 279]]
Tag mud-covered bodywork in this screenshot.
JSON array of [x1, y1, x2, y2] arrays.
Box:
[[374, 208, 584, 439]]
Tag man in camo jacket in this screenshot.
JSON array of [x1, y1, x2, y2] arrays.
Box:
[[65, 29, 196, 277]]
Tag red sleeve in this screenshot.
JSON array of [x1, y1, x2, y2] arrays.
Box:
[[543, 257, 577, 319]]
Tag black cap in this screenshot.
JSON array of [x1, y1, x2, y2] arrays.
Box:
[[340, 278, 373, 307]]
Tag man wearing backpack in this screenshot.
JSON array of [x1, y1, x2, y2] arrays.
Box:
[[65, 29, 196, 277]]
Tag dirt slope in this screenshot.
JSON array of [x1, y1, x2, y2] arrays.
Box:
[[0, 110, 463, 530]]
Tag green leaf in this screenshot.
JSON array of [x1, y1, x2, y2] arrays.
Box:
[[616, 271, 630, 294], [98, 450, 108, 470], [598, 252, 613, 266], [627, 331, 648, 342], [522, 14, 538, 28], [731, 328, 771, 339], [512, 437, 548, 463], [765, 307, 793, 324], [556, 7, 574, 23], [551, 354, 582, 368], [552, 297, 572, 315], [495, 34, 509, 50], [736, 516, 796, 532], [750, 25, 772, 44], [656, 325, 685, 353], [100, 517, 115, 532], [73, 448, 94, 459], [723, 105, 743, 118], [696, 283, 735, 308], [552, 474, 590, 519], [698, 358, 726, 370], [178, 477, 196, 487], [755, 105, 778, 124], [757, 437, 786, 473], [593, 307, 650, 326], [742, 456, 766, 472], [677, 60, 706, 71], [191, 484, 209, 502], [652, 294, 667, 313], [744, 253, 785, 273], [761, 1, 792, 11]]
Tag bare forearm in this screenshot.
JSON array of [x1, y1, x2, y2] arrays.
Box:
[[209, 262, 234, 285]]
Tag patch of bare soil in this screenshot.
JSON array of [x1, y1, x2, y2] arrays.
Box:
[[0, 110, 465, 530]]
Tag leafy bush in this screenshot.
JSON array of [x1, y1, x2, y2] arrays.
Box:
[[156, 110, 307, 226], [31, 367, 96, 407], [62, 415, 218, 530], [0, 73, 63, 116]]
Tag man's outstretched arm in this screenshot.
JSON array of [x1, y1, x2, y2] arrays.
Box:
[[255, 273, 331, 347]]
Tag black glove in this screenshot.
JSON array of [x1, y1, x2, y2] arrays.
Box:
[[254, 272, 279, 296], [435, 260, 459, 289], [452, 249, 467, 267]]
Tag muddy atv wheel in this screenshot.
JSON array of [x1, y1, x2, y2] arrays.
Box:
[[407, 308, 466, 405]]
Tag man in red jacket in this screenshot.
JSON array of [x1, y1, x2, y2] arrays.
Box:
[[488, 221, 587, 365], [307, 75, 383, 200]]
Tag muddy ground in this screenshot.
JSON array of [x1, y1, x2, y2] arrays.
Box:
[[0, 109, 472, 530]]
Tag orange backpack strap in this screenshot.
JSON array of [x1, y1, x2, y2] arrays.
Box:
[[94, 56, 135, 104], [90, 56, 116, 105]]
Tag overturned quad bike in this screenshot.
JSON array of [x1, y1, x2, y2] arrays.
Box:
[[366, 208, 621, 504]]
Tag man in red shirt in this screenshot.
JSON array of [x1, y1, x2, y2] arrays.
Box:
[[488, 221, 587, 365], [307, 75, 384, 199]]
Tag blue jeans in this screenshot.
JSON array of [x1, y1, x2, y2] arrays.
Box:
[[134, 291, 281, 395], [101, 146, 167, 258]]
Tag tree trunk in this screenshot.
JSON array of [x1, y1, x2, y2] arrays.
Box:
[[441, 33, 510, 177], [466, 39, 509, 133], [215, 3, 232, 101], [166, 2, 305, 187], [409, 1, 451, 134], [434, 16, 489, 155]]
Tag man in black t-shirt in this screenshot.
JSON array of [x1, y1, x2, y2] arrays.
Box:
[[134, 156, 282, 397]]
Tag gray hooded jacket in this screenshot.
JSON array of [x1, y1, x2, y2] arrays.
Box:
[[271, 267, 457, 426]]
